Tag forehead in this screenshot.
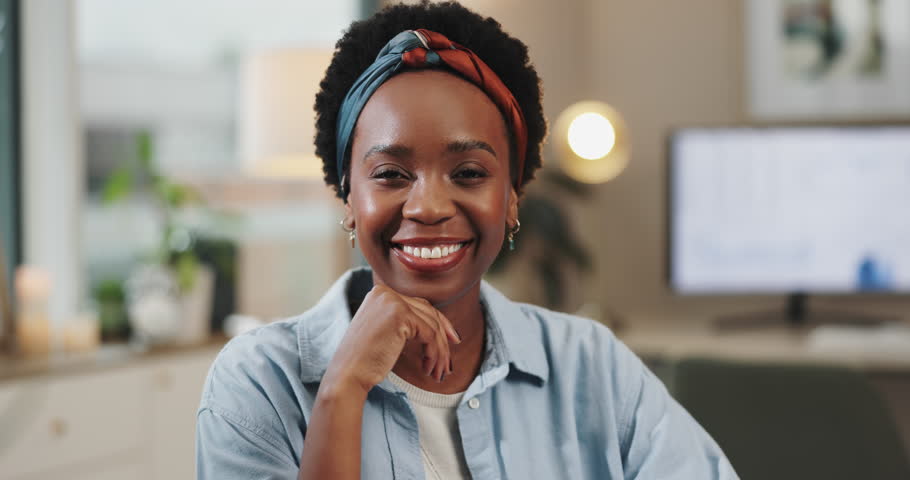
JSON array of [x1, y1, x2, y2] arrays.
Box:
[[351, 70, 510, 156]]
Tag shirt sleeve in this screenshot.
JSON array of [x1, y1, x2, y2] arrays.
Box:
[[195, 326, 307, 480], [616, 344, 739, 479], [196, 406, 300, 480]]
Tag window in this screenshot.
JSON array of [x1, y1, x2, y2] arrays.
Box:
[[0, 0, 20, 343], [78, 0, 363, 334]]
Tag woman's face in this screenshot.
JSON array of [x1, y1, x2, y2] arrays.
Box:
[[346, 69, 518, 306]]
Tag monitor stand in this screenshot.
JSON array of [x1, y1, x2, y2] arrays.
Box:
[[714, 292, 895, 331]]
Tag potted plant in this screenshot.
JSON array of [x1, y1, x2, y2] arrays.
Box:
[[101, 131, 214, 345], [92, 278, 130, 342], [488, 169, 593, 311]]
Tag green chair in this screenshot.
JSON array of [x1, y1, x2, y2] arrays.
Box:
[[670, 357, 910, 480]]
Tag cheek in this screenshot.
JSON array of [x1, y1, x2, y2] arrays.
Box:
[[468, 190, 509, 243], [350, 165, 386, 221], [350, 188, 400, 242]]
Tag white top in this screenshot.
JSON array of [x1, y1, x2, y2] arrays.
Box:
[[387, 371, 472, 480]]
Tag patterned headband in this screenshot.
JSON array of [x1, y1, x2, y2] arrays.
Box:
[[335, 29, 528, 196]]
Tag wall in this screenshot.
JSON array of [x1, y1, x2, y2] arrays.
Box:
[[589, 0, 755, 320], [460, 0, 910, 325]]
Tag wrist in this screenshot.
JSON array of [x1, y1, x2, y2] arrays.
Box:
[[318, 370, 372, 403]]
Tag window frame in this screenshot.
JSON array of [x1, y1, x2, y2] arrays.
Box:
[[0, 0, 21, 350]]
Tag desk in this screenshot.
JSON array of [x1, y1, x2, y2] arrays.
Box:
[[620, 325, 910, 373], [620, 325, 910, 460]]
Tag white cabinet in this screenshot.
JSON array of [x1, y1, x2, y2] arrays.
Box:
[[147, 352, 218, 479], [0, 345, 221, 480], [0, 367, 145, 478]]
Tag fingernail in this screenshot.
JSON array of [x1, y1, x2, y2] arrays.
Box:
[[454, 329, 462, 343]]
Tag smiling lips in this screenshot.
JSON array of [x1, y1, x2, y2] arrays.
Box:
[[391, 239, 472, 273]]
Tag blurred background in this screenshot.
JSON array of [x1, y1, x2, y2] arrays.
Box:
[[1, 0, 909, 479]]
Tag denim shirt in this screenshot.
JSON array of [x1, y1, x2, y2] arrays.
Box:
[[196, 269, 738, 479]]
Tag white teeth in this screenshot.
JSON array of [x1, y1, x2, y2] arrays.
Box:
[[400, 243, 466, 259]]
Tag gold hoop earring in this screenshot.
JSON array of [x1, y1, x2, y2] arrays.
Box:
[[339, 218, 356, 249], [508, 219, 521, 251]]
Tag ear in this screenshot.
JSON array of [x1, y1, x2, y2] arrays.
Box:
[[506, 187, 519, 227], [343, 201, 355, 228]]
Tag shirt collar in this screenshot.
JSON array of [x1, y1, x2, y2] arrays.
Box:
[[296, 268, 549, 385], [479, 279, 549, 383]]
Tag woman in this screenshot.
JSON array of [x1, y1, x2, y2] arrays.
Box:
[[196, 2, 737, 479]]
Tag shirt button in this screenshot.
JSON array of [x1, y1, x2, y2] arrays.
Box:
[[468, 397, 480, 409]]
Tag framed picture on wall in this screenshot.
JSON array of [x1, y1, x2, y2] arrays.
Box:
[[747, 0, 910, 120]]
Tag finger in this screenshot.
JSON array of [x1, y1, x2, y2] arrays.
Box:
[[406, 303, 451, 381], [402, 296, 461, 345], [406, 308, 446, 378], [428, 309, 454, 376], [404, 299, 456, 376], [385, 290, 453, 379], [411, 306, 449, 381]]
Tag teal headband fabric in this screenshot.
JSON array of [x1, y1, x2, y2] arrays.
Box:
[[335, 31, 428, 191]]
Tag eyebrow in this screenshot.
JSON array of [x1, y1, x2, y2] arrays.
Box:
[[362, 139, 497, 162], [447, 139, 497, 157], [363, 144, 413, 161]]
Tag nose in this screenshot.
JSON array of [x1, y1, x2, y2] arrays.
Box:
[[402, 176, 456, 225]]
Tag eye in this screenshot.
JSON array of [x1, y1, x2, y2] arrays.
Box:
[[453, 167, 488, 181], [371, 167, 409, 181]]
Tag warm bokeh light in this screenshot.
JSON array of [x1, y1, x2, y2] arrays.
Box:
[[554, 100, 629, 184], [567, 112, 616, 160]]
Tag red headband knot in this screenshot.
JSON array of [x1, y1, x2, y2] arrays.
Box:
[[401, 29, 528, 189]]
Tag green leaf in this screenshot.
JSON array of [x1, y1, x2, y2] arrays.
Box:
[[101, 166, 133, 204], [154, 180, 201, 209], [166, 183, 188, 208], [174, 251, 199, 292], [518, 195, 593, 272], [92, 278, 125, 302], [136, 131, 154, 172]]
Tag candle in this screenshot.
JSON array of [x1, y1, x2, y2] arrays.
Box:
[[63, 312, 100, 353], [16, 315, 50, 355], [16, 266, 51, 300], [15, 266, 52, 356]]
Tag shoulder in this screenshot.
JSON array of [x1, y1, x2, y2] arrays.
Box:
[[512, 302, 650, 422], [199, 317, 304, 426], [515, 302, 634, 368], [196, 318, 310, 469], [201, 269, 358, 415], [483, 281, 620, 360], [207, 317, 302, 385]]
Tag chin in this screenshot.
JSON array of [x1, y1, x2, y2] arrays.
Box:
[[384, 267, 481, 307], [376, 259, 484, 307]]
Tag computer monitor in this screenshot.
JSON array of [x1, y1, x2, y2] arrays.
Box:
[[668, 126, 910, 326]]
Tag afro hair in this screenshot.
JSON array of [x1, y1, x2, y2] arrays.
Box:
[[314, 0, 547, 200]]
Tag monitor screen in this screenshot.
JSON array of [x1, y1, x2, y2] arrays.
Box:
[[669, 126, 910, 294]]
